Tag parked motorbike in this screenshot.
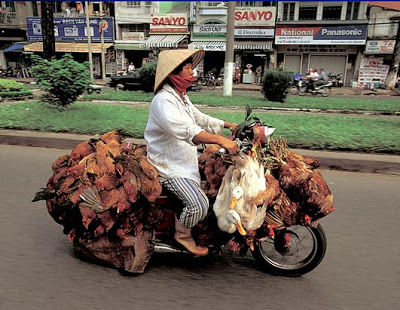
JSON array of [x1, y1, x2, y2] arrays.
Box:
[[200, 72, 217, 90], [298, 79, 333, 97], [328, 73, 343, 88], [0, 69, 6, 78]]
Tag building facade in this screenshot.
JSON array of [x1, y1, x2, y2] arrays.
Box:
[[362, 2, 400, 88], [2, 1, 399, 85], [0, 1, 37, 75], [275, 1, 368, 86]]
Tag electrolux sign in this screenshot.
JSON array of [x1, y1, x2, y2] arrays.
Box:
[[26, 17, 114, 42], [275, 25, 367, 45]]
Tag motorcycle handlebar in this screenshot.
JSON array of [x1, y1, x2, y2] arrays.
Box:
[[217, 139, 242, 156]]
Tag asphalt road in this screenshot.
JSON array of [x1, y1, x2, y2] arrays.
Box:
[[1, 145, 399, 310]]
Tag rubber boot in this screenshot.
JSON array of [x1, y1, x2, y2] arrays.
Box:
[[174, 217, 209, 256]]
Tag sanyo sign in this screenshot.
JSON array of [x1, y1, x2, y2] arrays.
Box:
[[150, 13, 188, 33], [234, 7, 276, 27]]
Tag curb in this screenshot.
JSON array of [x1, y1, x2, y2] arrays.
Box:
[[1, 129, 399, 176]]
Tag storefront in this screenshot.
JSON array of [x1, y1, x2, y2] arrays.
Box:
[[275, 25, 367, 86], [114, 31, 149, 74], [357, 40, 396, 88], [188, 24, 226, 76], [146, 12, 189, 54], [24, 16, 115, 77], [234, 6, 276, 83]]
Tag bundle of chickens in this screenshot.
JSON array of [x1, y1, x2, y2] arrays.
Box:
[[198, 133, 335, 238], [33, 130, 163, 273]]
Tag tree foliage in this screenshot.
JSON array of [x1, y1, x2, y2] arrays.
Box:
[[31, 54, 90, 107], [137, 61, 157, 92], [261, 69, 293, 103]]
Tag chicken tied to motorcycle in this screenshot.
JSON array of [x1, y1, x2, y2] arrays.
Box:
[[33, 108, 335, 276]]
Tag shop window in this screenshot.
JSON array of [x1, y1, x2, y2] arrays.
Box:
[[299, 6, 317, 20], [283, 2, 295, 21], [128, 23, 150, 37], [322, 6, 341, 20], [389, 22, 397, 37], [236, 1, 275, 6], [92, 2, 100, 13], [201, 1, 226, 7], [346, 2, 359, 20]]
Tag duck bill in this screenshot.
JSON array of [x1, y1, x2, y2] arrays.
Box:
[[229, 197, 238, 210], [236, 221, 246, 236], [249, 242, 255, 251]]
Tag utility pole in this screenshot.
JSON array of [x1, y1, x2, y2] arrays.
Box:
[[41, 1, 55, 61], [99, 1, 106, 82], [223, 1, 235, 97], [85, 1, 94, 81], [385, 17, 400, 89]]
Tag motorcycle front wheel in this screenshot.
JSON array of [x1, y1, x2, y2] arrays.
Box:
[[289, 86, 298, 95], [207, 80, 216, 90], [320, 88, 330, 97], [298, 87, 307, 96], [252, 224, 327, 277]]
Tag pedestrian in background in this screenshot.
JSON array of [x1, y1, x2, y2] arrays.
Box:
[[255, 66, 262, 85], [128, 62, 135, 74], [319, 68, 328, 83]]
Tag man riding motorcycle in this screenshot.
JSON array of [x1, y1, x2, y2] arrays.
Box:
[[144, 49, 238, 256]]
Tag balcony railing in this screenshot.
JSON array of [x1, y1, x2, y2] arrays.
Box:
[[0, 12, 17, 25]]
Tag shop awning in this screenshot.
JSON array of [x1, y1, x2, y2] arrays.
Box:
[[145, 35, 187, 48], [188, 40, 273, 51], [3, 43, 27, 53], [114, 43, 147, 50], [234, 40, 273, 51], [188, 41, 226, 51], [24, 42, 113, 53]]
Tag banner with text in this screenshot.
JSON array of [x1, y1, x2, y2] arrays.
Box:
[[365, 40, 396, 54], [26, 17, 114, 42], [275, 25, 367, 45]]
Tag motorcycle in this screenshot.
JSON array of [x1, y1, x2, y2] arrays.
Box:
[[298, 79, 333, 97], [137, 119, 327, 277], [0, 69, 6, 78], [37, 110, 332, 277], [328, 73, 343, 88], [200, 72, 217, 90]]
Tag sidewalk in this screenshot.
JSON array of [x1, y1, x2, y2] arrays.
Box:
[[1, 129, 399, 175]]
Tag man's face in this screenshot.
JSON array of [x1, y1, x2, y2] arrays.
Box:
[[179, 63, 194, 79]]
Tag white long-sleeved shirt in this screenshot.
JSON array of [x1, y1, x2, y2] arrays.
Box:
[[144, 84, 224, 184]]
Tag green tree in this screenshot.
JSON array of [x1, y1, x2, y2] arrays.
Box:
[[31, 54, 90, 107], [137, 61, 157, 92]]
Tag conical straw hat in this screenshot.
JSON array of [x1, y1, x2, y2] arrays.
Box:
[[154, 49, 205, 94]]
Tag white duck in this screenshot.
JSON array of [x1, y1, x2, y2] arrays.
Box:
[[213, 154, 267, 236], [214, 185, 246, 235]]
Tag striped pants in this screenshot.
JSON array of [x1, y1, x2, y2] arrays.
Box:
[[162, 178, 209, 228]]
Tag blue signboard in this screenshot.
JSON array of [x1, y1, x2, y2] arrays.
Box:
[[26, 17, 114, 42]]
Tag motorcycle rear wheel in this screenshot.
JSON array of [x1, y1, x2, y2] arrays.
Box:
[[252, 224, 327, 277]]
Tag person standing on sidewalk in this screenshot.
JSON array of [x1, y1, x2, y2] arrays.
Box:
[[144, 49, 238, 256]]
